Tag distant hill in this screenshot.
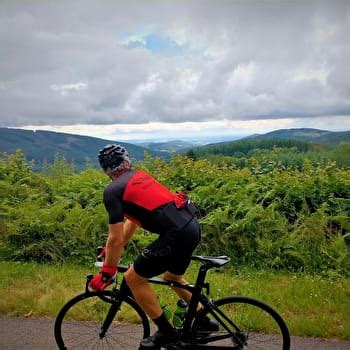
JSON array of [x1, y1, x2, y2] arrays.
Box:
[[246, 128, 350, 144], [188, 138, 310, 158], [0, 128, 159, 170], [139, 140, 194, 154], [314, 130, 350, 145], [186, 128, 350, 158], [2, 127, 349, 169]]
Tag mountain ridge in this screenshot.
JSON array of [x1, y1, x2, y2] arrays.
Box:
[[1, 127, 349, 169], [184, 128, 350, 157], [0, 128, 158, 170], [244, 128, 336, 141]]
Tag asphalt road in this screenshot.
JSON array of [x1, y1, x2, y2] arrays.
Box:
[[0, 316, 349, 349]]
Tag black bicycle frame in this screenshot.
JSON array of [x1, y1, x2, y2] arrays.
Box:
[[107, 263, 243, 349]]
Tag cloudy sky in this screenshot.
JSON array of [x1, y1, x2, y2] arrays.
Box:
[[1, 0, 350, 141]]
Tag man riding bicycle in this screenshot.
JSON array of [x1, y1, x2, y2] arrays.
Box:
[[89, 144, 218, 349]]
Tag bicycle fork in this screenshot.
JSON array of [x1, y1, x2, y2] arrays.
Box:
[[90, 277, 130, 339]]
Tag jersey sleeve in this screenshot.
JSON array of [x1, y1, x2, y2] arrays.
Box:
[[103, 185, 124, 224]]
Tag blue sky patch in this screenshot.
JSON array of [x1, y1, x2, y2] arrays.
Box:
[[121, 32, 198, 57]]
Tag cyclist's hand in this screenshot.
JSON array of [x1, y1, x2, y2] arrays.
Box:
[[89, 264, 117, 291]]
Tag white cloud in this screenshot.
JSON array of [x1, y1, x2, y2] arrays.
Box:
[[50, 82, 88, 96], [228, 63, 257, 89], [0, 0, 349, 131], [291, 68, 329, 85]]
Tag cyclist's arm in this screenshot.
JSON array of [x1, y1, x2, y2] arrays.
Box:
[[104, 222, 124, 267], [103, 219, 138, 267], [103, 185, 126, 267], [124, 219, 139, 244]]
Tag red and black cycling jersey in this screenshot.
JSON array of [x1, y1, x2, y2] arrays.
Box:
[[103, 169, 195, 234]]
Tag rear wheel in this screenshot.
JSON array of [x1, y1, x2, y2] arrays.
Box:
[[54, 290, 150, 349], [192, 296, 290, 349]]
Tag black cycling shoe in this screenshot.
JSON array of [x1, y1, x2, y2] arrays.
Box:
[[196, 315, 220, 332], [139, 330, 179, 350]]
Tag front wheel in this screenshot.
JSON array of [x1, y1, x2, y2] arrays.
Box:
[[54, 290, 150, 349], [192, 296, 290, 349]]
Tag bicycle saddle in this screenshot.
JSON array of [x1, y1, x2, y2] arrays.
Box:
[[191, 255, 230, 267]]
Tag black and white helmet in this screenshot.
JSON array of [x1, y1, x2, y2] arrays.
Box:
[[98, 144, 129, 171]]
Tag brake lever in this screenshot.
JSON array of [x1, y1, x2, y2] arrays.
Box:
[[85, 273, 117, 293], [85, 274, 94, 293]]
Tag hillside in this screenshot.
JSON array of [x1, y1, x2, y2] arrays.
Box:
[[188, 138, 310, 158], [315, 130, 350, 145], [187, 128, 350, 157], [2, 127, 349, 169], [0, 128, 158, 170], [139, 140, 194, 154], [246, 128, 350, 144]]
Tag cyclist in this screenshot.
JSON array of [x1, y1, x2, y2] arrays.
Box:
[[89, 144, 217, 349]]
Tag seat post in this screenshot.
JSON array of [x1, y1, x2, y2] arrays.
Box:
[[182, 263, 211, 339]]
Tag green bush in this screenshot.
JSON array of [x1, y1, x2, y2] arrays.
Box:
[[0, 150, 349, 276]]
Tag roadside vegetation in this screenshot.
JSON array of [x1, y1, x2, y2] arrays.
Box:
[[0, 145, 349, 339]]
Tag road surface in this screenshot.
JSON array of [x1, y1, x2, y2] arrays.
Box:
[[0, 316, 349, 349]]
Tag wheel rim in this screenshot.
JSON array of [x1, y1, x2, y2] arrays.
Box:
[[193, 297, 289, 349], [56, 293, 148, 349]]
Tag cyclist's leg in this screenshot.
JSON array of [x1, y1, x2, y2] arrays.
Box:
[[164, 218, 201, 304], [124, 266, 162, 319], [163, 271, 193, 304], [125, 235, 179, 348], [163, 271, 215, 326], [127, 230, 175, 316], [165, 219, 220, 332]]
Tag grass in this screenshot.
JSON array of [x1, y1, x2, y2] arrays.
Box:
[[0, 262, 88, 318], [0, 261, 349, 340]]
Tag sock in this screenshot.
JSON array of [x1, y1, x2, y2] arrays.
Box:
[[152, 312, 175, 335]]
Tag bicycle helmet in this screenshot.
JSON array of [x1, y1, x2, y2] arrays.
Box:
[[98, 144, 129, 171]]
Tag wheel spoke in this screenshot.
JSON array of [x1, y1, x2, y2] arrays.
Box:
[[192, 297, 290, 349], [55, 292, 150, 349]]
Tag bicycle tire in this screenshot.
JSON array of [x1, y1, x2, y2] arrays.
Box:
[[191, 296, 290, 350], [54, 290, 150, 349]]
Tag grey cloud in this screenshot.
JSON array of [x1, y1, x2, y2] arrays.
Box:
[[0, 0, 350, 127]]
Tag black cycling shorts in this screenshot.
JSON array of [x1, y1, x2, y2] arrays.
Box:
[[133, 218, 201, 278]]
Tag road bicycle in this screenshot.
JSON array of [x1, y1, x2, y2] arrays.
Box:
[[54, 255, 290, 349]]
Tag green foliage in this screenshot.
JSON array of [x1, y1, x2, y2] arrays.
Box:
[[191, 138, 310, 158], [189, 139, 350, 169], [0, 150, 349, 276], [325, 143, 350, 168], [139, 153, 350, 275], [0, 152, 106, 264]]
